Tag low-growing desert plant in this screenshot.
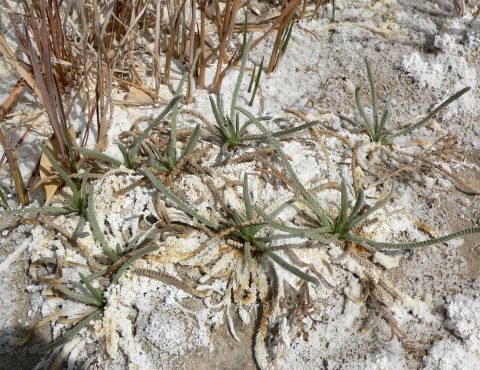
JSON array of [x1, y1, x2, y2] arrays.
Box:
[[209, 35, 323, 155], [72, 73, 203, 180], [38, 309, 103, 354], [38, 233, 158, 354], [355, 58, 470, 144], [347, 58, 479, 195], [2, 6, 479, 364], [4, 143, 90, 236], [146, 75, 202, 174], [72, 94, 184, 170], [27, 181, 158, 354], [142, 166, 320, 286]]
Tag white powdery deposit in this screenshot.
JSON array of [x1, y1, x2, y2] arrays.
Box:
[[423, 295, 480, 369], [1, 0, 480, 369]]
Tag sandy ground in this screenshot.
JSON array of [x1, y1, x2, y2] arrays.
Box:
[[1, 0, 480, 369]]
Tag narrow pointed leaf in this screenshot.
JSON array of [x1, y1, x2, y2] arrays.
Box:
[[38, 309, 102, 354], [72, 147, 123, 167], [180, 124, 201, 160], [131, 95, 183, 158], [79, 273, 104, 305], [87, 183, 118, 262]]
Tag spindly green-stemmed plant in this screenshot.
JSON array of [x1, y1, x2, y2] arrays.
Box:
[[146, 73, 201, 174], [209, 34, 323, 155], [237, 106, 480, 251], [38, 232, 158, 354], [4, 143, 91, 236], [73, 74, 200, 176], [87, 180, 158, 263], [355, 58, 470, 144], [37, 183, 158, 354], [252, 180, 394, 246], [142, 165, 320, 286], [223, 173, 320, 286], [38, 308, 103, 354], [72, 94, 184, 170], [40, 271, 107, 355]]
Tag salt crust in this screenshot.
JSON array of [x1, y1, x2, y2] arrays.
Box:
[[1, 0, 480, 368]]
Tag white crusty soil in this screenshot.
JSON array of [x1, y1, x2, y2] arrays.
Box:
[[1, 0, 480, 369]]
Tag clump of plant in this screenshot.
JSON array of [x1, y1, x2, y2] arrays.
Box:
[[11, 179, 158, 354], [72, 93, 184, 171], [232, 103, 480, 357], [2, 17, 479, 368], [208, 35, 323, 155], [38, 277, 106, 354], [355, 57, 470, 144], [4, 143, 90, 237], [145, 75, 201, 175], [142, 166, 320, 286], [71, 73, 207, 197], [345, 58, 479, 195]]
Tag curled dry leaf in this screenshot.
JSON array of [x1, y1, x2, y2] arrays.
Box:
[[40, 136, 64, 205], [39, 129, 76, 205], [124, 86, 154, 104]]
